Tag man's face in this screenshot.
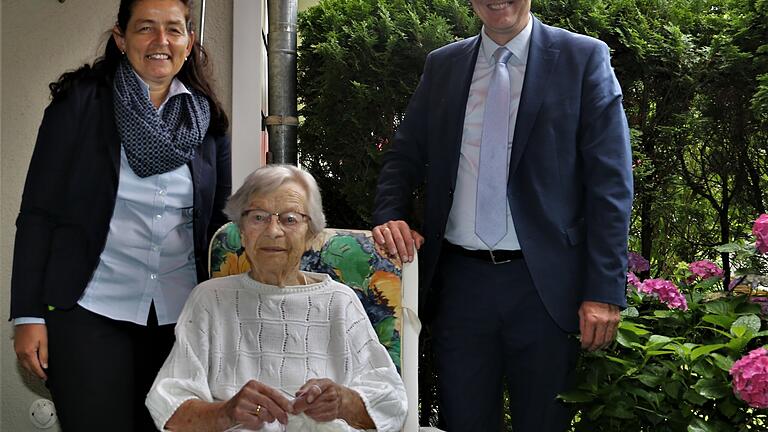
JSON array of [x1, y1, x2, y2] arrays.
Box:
[[470, 0, 532, 45]]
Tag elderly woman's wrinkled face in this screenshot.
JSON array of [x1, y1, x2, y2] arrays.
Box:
[[240, 181, 313, 286], [113, 0, 194, 89]]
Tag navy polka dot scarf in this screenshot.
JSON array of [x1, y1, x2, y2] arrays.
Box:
[[113, 58, 211, 178]]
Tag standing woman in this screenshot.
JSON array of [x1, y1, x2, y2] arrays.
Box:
[[10, 0, 230, 430]]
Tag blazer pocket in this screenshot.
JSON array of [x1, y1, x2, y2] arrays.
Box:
[[566, 219, 586, 246]]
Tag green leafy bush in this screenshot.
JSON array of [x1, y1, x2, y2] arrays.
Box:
[[562, 218, 768, 431], [297, 0, 479, 228]]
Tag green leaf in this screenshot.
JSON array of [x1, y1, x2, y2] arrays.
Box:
[[616, 328, 641, 348], [704, 301, 732, 316], [701, 314, 736, 330], [557, 390, 594, 403], [714, 243, 742, 253], [670, 342, 693, 358], [734, 302, 762, 315], [637, 373, 664, 387], [710, 353, 734, 371], [692, 360, 719, 379], [726, 334, 753, 352], [603, 402, 635, 419], [717, 398, 739, 418], [730, 314, 761, 336], [602, 355, 633, 367], [585, 404, 605, 421], [621, 306, 639, 317], [619, 321, 650, 335], [653, 310, 678, 318], [697, 325, 736, 339], [688, 417, 719, 432], [695, 277, 722, 291], [646, 350, 677, 357], [691, 344, 726, 360], [684, 388, 708, 405], [663, 381, 683, 398], [646, 335, 673, 352], [648, 334, 672, 344], [693, 378, 730, 400], [627, 386, 664, 407]]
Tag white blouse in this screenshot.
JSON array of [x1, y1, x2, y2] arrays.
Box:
[[146, 272, 407, 432]]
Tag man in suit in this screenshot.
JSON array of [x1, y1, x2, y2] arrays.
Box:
[[372, 1, 633, 430]]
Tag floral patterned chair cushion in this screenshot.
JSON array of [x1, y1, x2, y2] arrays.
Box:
[[209, 222, 423, 431]]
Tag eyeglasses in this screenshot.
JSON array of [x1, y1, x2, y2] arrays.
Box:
[[241, 209, 310, 230]]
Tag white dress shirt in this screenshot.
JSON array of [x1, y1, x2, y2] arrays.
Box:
[[444, 17, 533, 251]]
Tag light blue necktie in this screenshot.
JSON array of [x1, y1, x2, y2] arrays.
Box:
[[476, 47, 513, 249]]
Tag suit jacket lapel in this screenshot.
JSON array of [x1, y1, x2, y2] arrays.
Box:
[[509, 17, 559, 178], [446, 36, 482, 189]]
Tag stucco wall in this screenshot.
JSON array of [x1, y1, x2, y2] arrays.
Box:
[[0, 1, 232, 430]]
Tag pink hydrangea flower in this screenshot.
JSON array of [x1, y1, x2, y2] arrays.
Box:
[[687, 259, 724, 283], [637, 278, 688, 311], [754, 214, 768, 254], [628, 252, 650, 273], [627, 272, 641, 288], [730, 347, 768, 409]]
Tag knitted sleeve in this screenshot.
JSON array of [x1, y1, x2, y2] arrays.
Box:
[[343, 293, 408, 432], [146, 287, 215, 431]]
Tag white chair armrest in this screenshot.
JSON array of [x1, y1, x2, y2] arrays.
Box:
[[401, 253, 421, 432]]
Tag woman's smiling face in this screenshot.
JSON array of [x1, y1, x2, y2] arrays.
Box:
[[113, 0, 194, 89]]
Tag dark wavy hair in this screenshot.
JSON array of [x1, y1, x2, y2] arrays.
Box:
[[49, 0, 229, 135]]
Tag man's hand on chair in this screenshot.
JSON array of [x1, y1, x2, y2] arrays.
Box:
[[372, 220, 424, 263]]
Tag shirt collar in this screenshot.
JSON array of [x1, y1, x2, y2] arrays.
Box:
[[480, 13, 533, 66], [132, 69, 191, 107]]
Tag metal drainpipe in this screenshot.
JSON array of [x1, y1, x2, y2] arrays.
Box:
[[266, 0, 299, 165], [198, 0, 207, 45]]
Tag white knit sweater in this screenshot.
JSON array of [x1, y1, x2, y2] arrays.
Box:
[[146, 272, 407, 431]]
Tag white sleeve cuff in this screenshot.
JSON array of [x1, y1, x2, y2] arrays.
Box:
[[14, 317, 46, 325]]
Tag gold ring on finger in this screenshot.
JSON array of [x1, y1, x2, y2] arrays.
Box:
[[255, 405, 262, 416]]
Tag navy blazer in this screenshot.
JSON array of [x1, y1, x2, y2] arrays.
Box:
[[10, 77, 231, 319], [374, 17, 633, 332]]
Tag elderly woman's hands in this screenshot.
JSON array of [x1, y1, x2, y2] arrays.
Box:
[[164, 380, 291, 431], [222, 380, 292, 429], [291, 378, 375, 429]]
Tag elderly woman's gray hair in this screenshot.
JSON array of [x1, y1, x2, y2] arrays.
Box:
[[224, 164, 326, 235]]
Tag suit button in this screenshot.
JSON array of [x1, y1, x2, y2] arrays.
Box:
[[448, 188, 454, 197]]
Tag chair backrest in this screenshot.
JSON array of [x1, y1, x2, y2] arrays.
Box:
[[209, 222, 420, 431]]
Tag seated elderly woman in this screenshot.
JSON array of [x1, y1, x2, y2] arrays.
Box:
[[146, 164, 406, 431]]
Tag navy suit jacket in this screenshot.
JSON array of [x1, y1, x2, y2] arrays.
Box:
[[374, 17, 633, 332], [10, 77, 231, 319]]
